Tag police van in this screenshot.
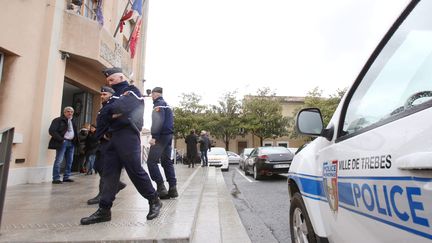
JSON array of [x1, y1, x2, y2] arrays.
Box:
[[288, 1, 432, 242]]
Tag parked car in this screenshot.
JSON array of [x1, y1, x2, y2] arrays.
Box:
[[207, 147, 229, 171], [239, 147, 254, 170], [244, 146, 294, 180], [227, 151, 241, 164], [288, 1, 432, 242], [287, 147, 298, 154]]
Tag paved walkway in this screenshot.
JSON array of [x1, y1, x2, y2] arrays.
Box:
[[0, 164, 250, 242]]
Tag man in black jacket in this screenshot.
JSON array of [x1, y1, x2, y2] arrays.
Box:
[[81, 67, 162, 225], [199, 131, 211, 167], [185, 129, 198, 168], [48, 106, 79, 184]]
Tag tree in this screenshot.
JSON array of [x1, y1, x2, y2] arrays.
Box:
[[288, 87, 347, 140], [207, 92, 242, 150], [173, 93, 208, 139], [242, 87, 289, 145], [302, 87, 346, 126]]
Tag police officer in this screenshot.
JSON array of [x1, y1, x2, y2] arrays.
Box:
[[81, 67, 162, 225], [86, 86, 126, 205], [147, 87, 178, 199]]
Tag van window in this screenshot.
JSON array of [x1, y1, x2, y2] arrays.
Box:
[[342, 1, 432, 136]]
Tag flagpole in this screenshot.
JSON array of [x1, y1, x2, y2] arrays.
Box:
[[114, 0, 132, 37]]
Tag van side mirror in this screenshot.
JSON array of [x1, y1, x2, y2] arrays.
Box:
[[296, 108, 324, 136]]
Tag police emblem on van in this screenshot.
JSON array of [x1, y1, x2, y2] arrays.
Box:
[[323, 160, 338, 212]]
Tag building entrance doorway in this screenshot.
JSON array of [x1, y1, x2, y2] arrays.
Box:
[[238, 141, 247, 154], [62, 82, 94, 130], [61, 80, 94, 172]]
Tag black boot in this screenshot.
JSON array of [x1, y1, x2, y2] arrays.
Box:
[[87, 193, 101, 205], [168, 185, 178, 198], [117, 181, 127, 193], [157, 183, 169, 199], [147, 197, 162, 220], [80, 208, 111, 225]]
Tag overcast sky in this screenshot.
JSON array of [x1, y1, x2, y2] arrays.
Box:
[[144, 0, 409, 107]]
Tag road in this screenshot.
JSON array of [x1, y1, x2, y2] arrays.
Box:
[[222, 166, 291, 243]]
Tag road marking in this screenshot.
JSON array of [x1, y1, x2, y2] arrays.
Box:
[[235, 167, 255, 183]]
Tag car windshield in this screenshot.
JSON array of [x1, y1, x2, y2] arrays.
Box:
[[260, 147, 291, 155], [342, 0, 432, 135], [243, 148, 253, 155], [208, 148, 227, 155]]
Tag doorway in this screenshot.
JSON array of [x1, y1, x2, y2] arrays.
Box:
[[62, 81, 94, 172], [238, 141, 247, 154], [62, 82, 94, 130]]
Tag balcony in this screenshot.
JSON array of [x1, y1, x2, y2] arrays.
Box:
[[60, 10, 133, 78]]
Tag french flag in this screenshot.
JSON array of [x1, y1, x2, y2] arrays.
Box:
[[119, 0, 143, 33]]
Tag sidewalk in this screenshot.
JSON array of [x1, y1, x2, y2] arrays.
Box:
[[0, 164, 250, 242]]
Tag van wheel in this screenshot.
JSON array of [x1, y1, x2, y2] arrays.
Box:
[[290, 192, 317, 243], [253, 165, 262, 180]]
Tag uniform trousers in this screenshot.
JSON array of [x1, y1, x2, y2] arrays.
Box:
[[99, 127, 157, 209], [147, 134, 177, 187], [93, 140, 124, 194]]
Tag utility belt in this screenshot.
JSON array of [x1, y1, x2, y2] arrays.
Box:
[[101, 132, 112, 142]]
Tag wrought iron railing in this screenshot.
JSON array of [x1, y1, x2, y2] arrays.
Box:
[[67, 0, 97, 21]]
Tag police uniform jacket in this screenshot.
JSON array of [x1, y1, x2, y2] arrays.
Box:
[[95, 99, 115, 141], [109, 81, 144, 134], [48, 115, 79, 149], [151, 96, 174, 140]]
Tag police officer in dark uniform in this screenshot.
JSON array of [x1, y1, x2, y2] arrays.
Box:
[[147, 87, 178, 199], [81, 67, 162, 225], [86, 86, 127, 205]]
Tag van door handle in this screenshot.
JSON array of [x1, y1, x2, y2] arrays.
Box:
[[396, 152, 432, 170]]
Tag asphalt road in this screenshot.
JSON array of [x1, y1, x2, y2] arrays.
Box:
[[222, 166, 291, 243]]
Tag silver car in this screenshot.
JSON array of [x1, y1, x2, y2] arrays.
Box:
[[227, 151, 241, 164], [239, 148, 254, 170]]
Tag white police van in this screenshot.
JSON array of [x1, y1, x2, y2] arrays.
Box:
[[288, 1, 432, 242]]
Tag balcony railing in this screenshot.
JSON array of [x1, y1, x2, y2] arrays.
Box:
[[67, 0, 97, 22]]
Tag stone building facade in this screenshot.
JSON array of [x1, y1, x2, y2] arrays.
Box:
[[0, 0, 149, 185]]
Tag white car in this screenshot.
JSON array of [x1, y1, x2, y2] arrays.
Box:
[[207, 147, 229, 171], [227, 151, 241, 164], [288, 1, 432, 242]]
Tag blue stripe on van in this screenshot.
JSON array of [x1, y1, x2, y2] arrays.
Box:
[[288, 172, 432, 240], [288, 174, 325, 198], [337, 182, 355, 206], [339, 204, 432, 240]]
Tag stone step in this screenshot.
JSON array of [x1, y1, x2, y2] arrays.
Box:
[[153, 166, 207, 242], [192, 167, 251, 243]]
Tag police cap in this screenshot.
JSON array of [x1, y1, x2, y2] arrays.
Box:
[[102, 67, 122, 77], [100, 86, 115, 94], [152, 87, 163, 94]]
